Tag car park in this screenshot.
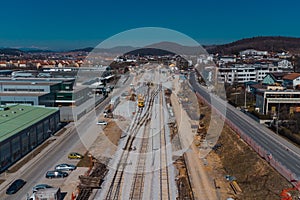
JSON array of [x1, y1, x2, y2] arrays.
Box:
[[68, 152, 84, 159], [32, 184, 52, 192], [6, 179, 26, 195], [55, 163, 76, 171], [45, 170, 68, 179]]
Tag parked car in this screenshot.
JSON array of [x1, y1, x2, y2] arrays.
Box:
[[68, 152, 83, 159], [6, 179, 26, 195], [55, 163, 76, 171], [97, 120, 108, 125], [45, 170, 68, 179], [32, 184, 52, 192]]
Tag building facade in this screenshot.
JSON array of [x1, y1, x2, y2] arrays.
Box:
[[0, 105, 60, 172], [255, 89, 300, 115]]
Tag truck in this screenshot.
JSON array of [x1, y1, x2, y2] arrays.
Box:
[[28, 187, 61, 200], [110, 96, 120, 111], [104, 107, 113, 118]]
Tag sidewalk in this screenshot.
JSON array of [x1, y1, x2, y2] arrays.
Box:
[[171, 76, 218, 200], [0, 122, 75, 194]]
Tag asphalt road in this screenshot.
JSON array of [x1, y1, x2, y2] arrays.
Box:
[[2, 74, 132, 200], [189, 72, 300, 180], [4, 130, 81, 200]]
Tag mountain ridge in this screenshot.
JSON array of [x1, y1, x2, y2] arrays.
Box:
[[204, 36, 300, 54], [1, 36, 300, 55]]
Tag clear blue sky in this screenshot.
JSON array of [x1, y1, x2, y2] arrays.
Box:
[[1, 0, 300, 50]]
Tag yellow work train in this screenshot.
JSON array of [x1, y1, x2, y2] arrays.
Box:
[[137, 94, 144, 108]]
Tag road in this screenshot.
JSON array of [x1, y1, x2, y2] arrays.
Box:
[[189, 72, 300, 180], [1, 75, 133, 200]]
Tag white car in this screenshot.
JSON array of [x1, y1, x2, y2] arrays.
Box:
[[55, 163, 76, 171], [97, 120, 108, 125], [32, 184, 52, 192]]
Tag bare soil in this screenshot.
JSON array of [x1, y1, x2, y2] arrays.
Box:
[[103, 120, 123, 146], [198, 98, 298, 200]]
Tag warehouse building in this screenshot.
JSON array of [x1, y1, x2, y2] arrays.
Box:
[[0, 104, 60, 172]]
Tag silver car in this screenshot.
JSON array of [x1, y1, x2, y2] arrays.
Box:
[[32, 184, 52, 192], [55, 163, 76, 171]]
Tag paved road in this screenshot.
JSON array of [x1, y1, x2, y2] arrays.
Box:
[[189, 72, 300, 180]]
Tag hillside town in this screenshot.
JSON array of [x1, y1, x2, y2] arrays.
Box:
[[1, 45, 300, 199]]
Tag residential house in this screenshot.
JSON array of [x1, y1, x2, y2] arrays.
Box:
[[283, 73, 300, 89], [262, 72, 286, 85]]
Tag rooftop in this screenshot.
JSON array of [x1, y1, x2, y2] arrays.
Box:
[[0, 104, 59, 143], [0, 92, 48, 96], [0, 81, 60, 86], [283, 73, 300, 80]]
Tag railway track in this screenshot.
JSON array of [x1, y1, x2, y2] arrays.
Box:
[[159, 91, 170, 200], [105, 85, 160, 200], [129, 84, 170, 200], [129, 121, 149, 200]]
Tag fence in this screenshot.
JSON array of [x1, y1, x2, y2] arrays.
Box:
[[195, 91, 299, 187]]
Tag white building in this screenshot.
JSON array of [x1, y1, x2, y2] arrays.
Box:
[[240, 49, 268, 56], [219, 56, 236, 63], [217, 63, 282, 84], [277, 59, 293, 70]]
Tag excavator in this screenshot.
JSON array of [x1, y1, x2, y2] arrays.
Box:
[[280, 181, 300, 200]]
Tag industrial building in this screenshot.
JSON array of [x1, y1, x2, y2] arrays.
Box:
[[255, 89, 300, 115], [0, 77, 75, 107], [0, 104, 60, 172]]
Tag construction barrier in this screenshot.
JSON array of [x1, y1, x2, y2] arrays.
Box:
[[195, 91, 299, 187]]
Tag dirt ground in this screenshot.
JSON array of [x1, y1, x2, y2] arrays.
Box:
[[88, 118, 126, 164], [198, 99, 298, 200], [102, 120, 123, 146]]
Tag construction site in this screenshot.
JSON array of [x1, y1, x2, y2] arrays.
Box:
[[174, 79, 300, 199], [1, 66, 300, 200], [72, 69, 300, 200]]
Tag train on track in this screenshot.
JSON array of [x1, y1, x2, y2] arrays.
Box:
[[137, 94, 145, 108]]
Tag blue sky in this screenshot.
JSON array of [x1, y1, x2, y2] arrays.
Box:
[[1, 0, 300, 50]]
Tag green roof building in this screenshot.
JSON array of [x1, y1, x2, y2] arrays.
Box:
[[0, 104, 60, 172]]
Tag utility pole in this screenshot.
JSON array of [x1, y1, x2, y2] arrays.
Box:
[[277, 103, 280, 134], [244, 85, 247, 109]]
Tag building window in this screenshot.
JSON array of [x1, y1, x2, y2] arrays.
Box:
[[21, 133, 29, 155], [11, 137, 21, 162], [29, 128, 37, 149], [0, 142, 11, 171], [37, 123, 44, 144]]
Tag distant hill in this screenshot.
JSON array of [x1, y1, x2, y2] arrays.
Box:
[[145, 42, 205, 55], [125, 48, 175, 56], [69, 47, 94, 52], [0, 48, 24, 55], [205, 36, 300, 55], [95, 46, 138, 54], [71, 46, 138, 54], [19, 48, 53, 53], [2, 36, 300, 56], [70, 42, 204, 55]]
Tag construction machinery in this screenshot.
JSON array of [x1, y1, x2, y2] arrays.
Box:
[[280, 181, 300, 200], [137, 94, 144, 108]]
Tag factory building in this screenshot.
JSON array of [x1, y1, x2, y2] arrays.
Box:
[[0, 104, 60, 172]]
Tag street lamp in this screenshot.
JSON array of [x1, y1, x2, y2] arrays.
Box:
[[277, 103, 281, 134]]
